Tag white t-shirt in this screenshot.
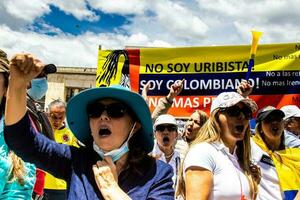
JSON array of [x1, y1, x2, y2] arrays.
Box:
[[184, 142, 251, 200], [250, 139, 283, 200]]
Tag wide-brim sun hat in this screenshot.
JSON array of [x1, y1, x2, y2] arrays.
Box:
[[66, 85, 154, 153], [210, 91, 258, 114]]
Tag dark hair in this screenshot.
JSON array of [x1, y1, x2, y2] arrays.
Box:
[[126, 129, 155, 177], [0, 72, 9, 115]]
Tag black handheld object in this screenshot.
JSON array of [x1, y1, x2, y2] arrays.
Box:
[[43, 64, 57, 74], [36, 64, 57, 78]]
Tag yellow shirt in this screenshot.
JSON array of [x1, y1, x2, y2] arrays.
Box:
[[44, 127, 79, 190]]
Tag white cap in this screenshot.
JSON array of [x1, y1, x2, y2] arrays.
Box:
[[153, 114, 177, 130], [280, 105, 300, 120], [210, 92, 258, 114]]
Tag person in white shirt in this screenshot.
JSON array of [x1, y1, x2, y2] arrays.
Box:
[[280, 105, 300, 139], [151, 114, 181, 187], [177, 91, 259, 200]]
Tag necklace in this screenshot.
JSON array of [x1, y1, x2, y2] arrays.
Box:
[[164, 151, 174, 159]]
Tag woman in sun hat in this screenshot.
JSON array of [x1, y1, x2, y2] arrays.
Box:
[[4, 53, 174, 200], [177, 91, 260, 200]]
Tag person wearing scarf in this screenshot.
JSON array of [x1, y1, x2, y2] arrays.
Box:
[[252, 106, 300, 200]]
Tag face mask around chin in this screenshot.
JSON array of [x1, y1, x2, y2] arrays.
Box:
[[93, 122, 137, 162]]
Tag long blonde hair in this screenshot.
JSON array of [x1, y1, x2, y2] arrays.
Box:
[[7, 151, 26, 186], [176, 109, 258, 199]]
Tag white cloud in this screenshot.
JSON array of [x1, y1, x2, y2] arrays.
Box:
[[0, 25, 172, 67], [52, 0, 99, 21], [87, 0, 147, 15], [195, 0, 300, 44], [153, 0, 208, 38], [1, 0, 300, 67], [2, 0, 51, 22]]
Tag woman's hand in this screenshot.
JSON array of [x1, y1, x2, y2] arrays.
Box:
[[93, 156, 131, 200], [141, 81, 151, 105], [167, 79, 185, 102], [237, 79, 253, 98], [9, 53, 44, 89], [5, 53, 44, 125]]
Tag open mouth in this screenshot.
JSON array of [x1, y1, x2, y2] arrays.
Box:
[[163, 136, 170, 144], [235, 125, 245, 133], [98, 128, 111, 136], [271, 126, 279, 132]]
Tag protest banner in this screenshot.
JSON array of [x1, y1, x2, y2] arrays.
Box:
[[97, 43, 300, 118]]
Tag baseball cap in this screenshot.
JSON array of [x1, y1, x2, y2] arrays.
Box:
[[153, 114, 177, 130], [280, 105, 300, 120], [210, 92, 258, 114], [256, 106, 285, 122], [0, 49, 9, 73]]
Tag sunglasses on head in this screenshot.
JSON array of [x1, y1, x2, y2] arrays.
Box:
[[87, 102, 128, 119], [156, 124, 177, 132], [220, 105, 253, 120]]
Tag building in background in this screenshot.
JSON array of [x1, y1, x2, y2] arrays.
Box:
[[45, 67, 96, 109]]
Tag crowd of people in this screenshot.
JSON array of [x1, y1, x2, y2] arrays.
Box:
[[0, 50, 300, 200]]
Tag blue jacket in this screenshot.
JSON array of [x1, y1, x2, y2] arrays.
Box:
[[0, 116, 36, 200], [4, 113, 175, 200]]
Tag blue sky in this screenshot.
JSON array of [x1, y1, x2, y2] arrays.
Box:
[[39, 5, 128, 36], [0, 0, 299, 67]]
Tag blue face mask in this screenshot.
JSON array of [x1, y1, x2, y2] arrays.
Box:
[[93, 122, 136, 162], [27, 77, 48, 101]]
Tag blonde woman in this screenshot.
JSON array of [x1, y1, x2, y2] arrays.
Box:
[[178, 92, 259, 200]]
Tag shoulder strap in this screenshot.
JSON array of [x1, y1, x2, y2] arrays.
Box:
[[26, 95, 54, 141]]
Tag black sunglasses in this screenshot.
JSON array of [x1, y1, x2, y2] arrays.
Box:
[[156, 124, 177, 132], [87, 102, 128, 118], [264, 114, 283, 123], [220, 105, 253, 120]]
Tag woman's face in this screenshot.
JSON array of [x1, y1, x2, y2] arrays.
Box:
[[218, 103, 251, 146], [183, 111, 202, 141], [261, 113, 284, 142], [88, 98, 140, 152]]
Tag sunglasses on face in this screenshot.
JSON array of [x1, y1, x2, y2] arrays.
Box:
[[87, 102, 128, 119], [156, 124, 177, 132], [264, 114, 283, 123], [220, 105, 253, 120]]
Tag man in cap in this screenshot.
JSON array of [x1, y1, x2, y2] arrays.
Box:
[[151, 114, 180, 187], [281, 105, 300, 139]]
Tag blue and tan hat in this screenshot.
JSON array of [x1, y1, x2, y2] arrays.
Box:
[[66, 85, 154, 153], [0, 49, 9, 73]]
